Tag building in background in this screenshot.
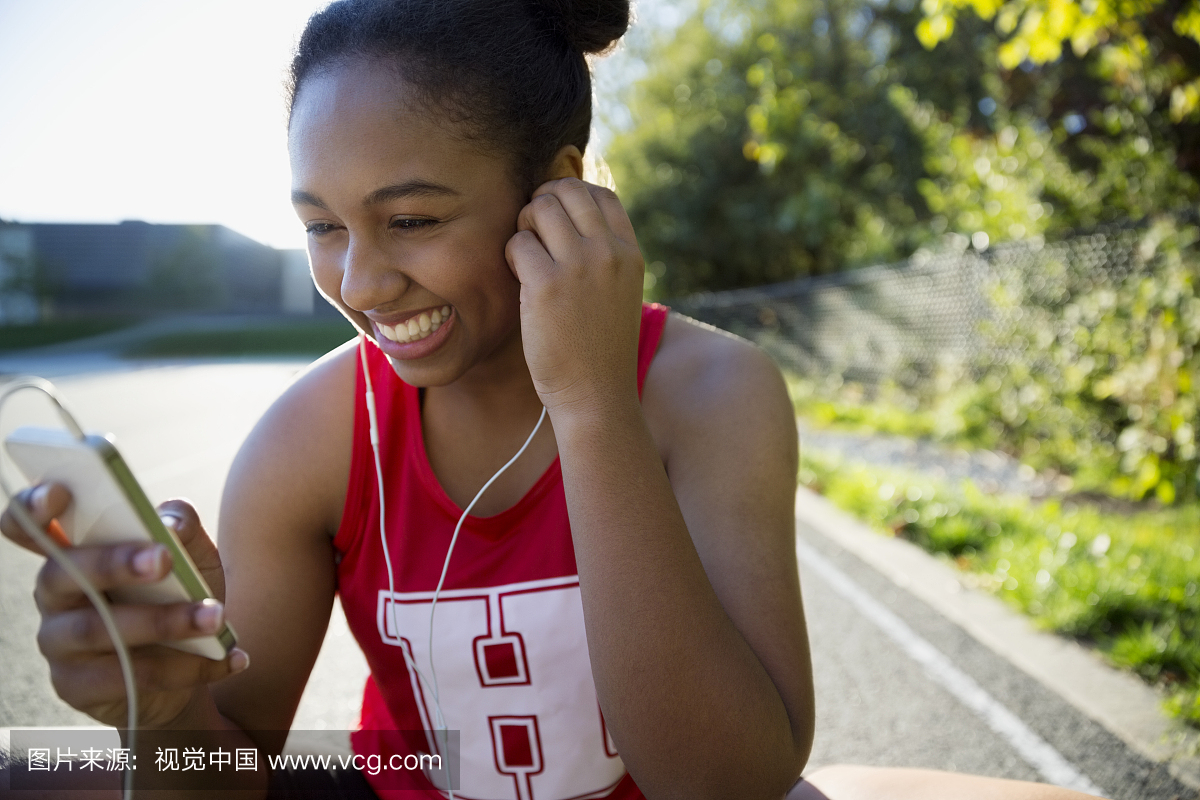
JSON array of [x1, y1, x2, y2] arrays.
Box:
[[280, 248, 316, 315], [0, 220, 324, 323], [0, 225, 38, 324]]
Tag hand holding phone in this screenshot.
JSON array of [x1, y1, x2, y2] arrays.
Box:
[[4, 426, 237, 659], [0, 427, 250, 729]]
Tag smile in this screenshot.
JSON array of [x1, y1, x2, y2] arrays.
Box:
[[376, 305, 451, 343]]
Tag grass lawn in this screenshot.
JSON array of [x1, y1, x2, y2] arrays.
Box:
[[799, 446, 1200, 727], [121, 320, 358, 358], [0, 318, 141, 351]]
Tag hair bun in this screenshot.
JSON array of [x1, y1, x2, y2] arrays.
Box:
[[532, 0, 631, 54]]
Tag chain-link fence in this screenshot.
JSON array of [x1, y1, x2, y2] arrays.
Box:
[[670, 229, 1147, 387]]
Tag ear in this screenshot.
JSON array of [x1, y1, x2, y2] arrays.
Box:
[[544, 145, 584, 181]]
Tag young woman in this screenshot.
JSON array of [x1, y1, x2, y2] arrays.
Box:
[[4, 1, 813, 797], [1, 2, 1104, 799]]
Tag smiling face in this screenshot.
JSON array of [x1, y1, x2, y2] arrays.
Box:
[[289, 60, 528, 387]]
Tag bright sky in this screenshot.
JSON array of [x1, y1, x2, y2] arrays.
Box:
[[0, 0, 338, 250], [0, 1, 677, 252]]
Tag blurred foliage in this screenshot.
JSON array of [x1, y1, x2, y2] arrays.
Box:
[[611, 0, 941, 294], [918, 0, 1200, 124], [606, 0, 1200, 296], [961, 219, 1200, 503], [799, 447, 1200, 726], [918, 0, 1200, 225], [0, 318, 138, 351], [789, 220, 1200, 504], [788, 372, 945, 435]]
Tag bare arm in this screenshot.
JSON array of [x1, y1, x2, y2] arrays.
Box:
[[558, 320, 813, 799], [506, 176, 813, 799]]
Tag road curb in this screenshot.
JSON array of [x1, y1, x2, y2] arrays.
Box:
[[795, 486, 1200, 791]]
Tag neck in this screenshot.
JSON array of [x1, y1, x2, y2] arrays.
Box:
[[424, 324, 543, 421]]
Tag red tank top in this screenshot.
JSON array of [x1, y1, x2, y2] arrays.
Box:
[[334, 303, 669, 799]]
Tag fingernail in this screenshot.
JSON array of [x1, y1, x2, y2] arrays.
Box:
[[30, 485, 50, 515], [133, 546, 163, 577], [159, 514, 183, 531], [230, 648, 250, 673], [194, 600, 223, 633]]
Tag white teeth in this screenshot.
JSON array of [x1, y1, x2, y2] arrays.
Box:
[[379, 307, 451, 345]]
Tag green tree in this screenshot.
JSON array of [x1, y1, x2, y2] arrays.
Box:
[[917, 0, 1200, 221], [609, 0, 953, 296], [606, 0, 1199, 295], [918, 0, 1200, 121]]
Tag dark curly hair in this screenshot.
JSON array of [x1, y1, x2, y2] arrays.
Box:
[[287, 0, 631, 193]]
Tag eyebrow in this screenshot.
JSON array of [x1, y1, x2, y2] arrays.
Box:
[[365, 180, 459, 205], [291, 180, 459, 210]]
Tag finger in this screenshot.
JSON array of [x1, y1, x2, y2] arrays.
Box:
[[530, 178, 608, 239], [505, 229, 558, 285], [51, 647, 250, 710], [156, 499, 203, 552], [134, 645, 249, 693], [35, 542, 172, 614], [517, 192, 586, 261], [586, 183, 638, 244], [38, 598, 226, 659], [1, 482, 73, 555], [156, 498, 223, 599]]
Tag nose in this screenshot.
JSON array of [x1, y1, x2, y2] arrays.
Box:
[[338, 234, 409, 312]]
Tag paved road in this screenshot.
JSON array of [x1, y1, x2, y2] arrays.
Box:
[[0, 359, 1194, 799]]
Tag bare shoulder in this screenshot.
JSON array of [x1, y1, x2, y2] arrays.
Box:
[[640, 315, 812, 757], [642, 312, 796, 462], [224, 337, 359, 537]]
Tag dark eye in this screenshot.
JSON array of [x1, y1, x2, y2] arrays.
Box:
[[304, 222, 339, 237], [391, 217, 436, 231]]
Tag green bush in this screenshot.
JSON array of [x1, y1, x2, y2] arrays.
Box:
[[958, 219, 1200, 503], [791, 219, 1200, 504], [800, 447, 1200, 726], [0, 318, 139, 351]]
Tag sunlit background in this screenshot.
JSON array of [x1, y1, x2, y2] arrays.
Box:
[[1, 0, 334, 250], [1, 0, 1199, 775], [0, 0, 682, 250]]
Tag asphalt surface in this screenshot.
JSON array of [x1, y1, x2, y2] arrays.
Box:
[[0, 357, 1195, 799], [800, 526, 1194, 798]]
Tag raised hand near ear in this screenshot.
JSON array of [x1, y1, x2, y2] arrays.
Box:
[[504, 178, 645, 421]]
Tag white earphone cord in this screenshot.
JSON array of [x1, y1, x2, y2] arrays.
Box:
[[0, 378, 137, 800], [359, 336, 546, 800]]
